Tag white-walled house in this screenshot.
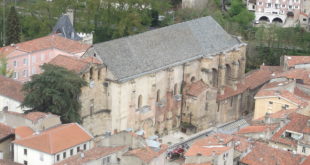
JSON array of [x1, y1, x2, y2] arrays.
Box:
[[12, 123, 93, 165], [0, 76, 28, 113]]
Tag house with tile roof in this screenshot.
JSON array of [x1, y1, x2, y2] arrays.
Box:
[[12, 123, 93, 165], [282, 55, 310, 70], [0, 110, 61, 132], [268, 112, 310, 152], [0, 34, 90, 82], [122, 144, 168, 165], [55, 146, 127, 165], [0, 75, 28, 113], [183, 133, 251, 165], [239, 142, 305, 165], [236, 124, 279, 140], [183, 133, 253, 165], [253, 73, 310, 120]]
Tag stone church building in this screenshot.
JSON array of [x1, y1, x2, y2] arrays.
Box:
[[80, 16, 248, 137], [51, 16, 247, 138]]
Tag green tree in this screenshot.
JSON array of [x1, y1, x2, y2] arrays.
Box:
[[21, 64, 87, 123], [0, 56, 11, 77], [6, 6, 21, 45]]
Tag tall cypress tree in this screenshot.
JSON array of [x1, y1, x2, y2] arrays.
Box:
[[6, 6, 21, 45]]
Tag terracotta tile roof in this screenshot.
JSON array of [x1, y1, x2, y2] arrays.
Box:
[[255, 89, 308, 107], [277, 69, 310, 85], [4, 111, 55, 123], [185, 134, 233, 157], [55, 146, 127, 165], [0, 35, 90, 55], [271, 113, 310, 147], [13, 123, 92, 154], [301, 155, 310, 165], [15, 126, 34, 138], [240, 142, 304, 165], [0, 159, 22, 165], [236, 124, 278, 134], [294, 87, 310, 100], [49, 55, 101, 73], [231, 135, 251, 153], [218, 66, 282, 100], [23, 112, 47, 122], [254, 108, 298, 121], [285, 56, 310, 68], [123, 145, 168, 163], [0, 75, 24, 102], [300, 12, 308, 17], [185, 80, 208, 97], [0, 123, 14, 140], [302, 127, 310, 134]]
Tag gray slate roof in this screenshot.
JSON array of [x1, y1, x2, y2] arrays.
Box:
[[217, 119, 249, 134], [89, 16, 242, 83], [52, 15, 82, 41]]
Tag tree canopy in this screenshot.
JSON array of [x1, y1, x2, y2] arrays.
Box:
[[11, 0, 171, 43], [6, 6, 21, 45], [0, 56, 12, 77], [21, 64, 87, 123]]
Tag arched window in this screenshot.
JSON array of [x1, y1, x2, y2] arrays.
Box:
[[225, 64, 231, 85], [98, 68, 101, 80], [82, 74, 86, 80], [2, 106, 8, 111], [212, 68, 218, 87], [89, 67, 94, 80], [191, 76, 196, 82], [138, 95, 142, 108], [174, 84, 178, 95], [156, 90, 160, 102]]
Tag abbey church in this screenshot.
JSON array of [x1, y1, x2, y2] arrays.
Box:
[[51, 16, 248, 138]]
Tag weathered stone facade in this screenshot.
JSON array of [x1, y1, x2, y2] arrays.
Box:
[[78, 45, 247, 137], [79, 65, 112, 137], [181, 46, 247, 132], [78, 16, 250, 137]]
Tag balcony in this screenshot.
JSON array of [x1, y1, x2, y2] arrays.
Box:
[[264, 8, 281, 14]]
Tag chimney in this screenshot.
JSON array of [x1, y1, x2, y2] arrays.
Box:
[[264, 111, 271, 124], [280, 119, 285, 128], [265, 126, 271, 139]]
